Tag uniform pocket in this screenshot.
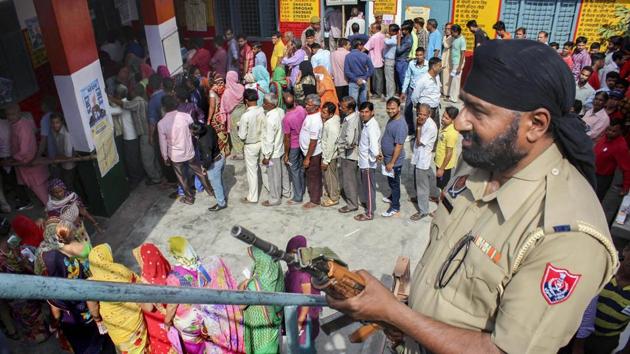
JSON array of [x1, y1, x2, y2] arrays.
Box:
[[450, 244, 507, 319]]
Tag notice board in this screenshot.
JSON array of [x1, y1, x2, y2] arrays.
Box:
[[279, 0, 320, 36]]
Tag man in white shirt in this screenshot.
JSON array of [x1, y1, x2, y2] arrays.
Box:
[[320, 102, 342, 207], [110, 84, 143, 187], [576, 66, 596, 114], [311, 43, 332, 74], [238, 89, 267, 203], [410, 103, 438, 221], [411, 57, 443, 129], [345, 7, 365, 38], [300, 94, 324, 208], [261, 93, 287, 207], [355, 101, 381, 221]]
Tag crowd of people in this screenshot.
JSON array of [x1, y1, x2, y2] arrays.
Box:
[[1, 8, 630, 354]]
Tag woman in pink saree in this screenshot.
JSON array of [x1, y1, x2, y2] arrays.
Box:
[[165, 236, 245, 354]]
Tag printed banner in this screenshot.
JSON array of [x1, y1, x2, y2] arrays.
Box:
[[374, 0, 397, 15], [404, 6, 430, 21], [81, 79, 119, 177], [575, 0, 630, 42], [24, 17, 48, 68], [279, 0, 320, 37], [451, 0, 501, 50]]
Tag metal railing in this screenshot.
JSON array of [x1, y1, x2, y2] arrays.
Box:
[[0, 273, 328, 353]]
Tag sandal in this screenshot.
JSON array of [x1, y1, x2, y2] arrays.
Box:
[[354, 213, 373, 221], [338, 206, 358, 213], [321, 199, 339, 207], [179, 196, 194, 205]]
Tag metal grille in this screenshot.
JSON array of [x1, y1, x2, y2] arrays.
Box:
[[500, 0, 579, 43]]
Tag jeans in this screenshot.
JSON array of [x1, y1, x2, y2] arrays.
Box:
[[288, 148, 305, 202], [349, 82, 368, 105], [207, 155, 226, 206], [372, 67, 384, 97], [395, 59, 409, 92], [404, 87, 416, 135], [386, 166, 403, 211]]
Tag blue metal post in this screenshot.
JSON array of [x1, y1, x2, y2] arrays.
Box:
[[284, 305, 300, 353], [0, 274, 328, 307]]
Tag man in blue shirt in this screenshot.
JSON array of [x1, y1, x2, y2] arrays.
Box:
[[384, 24, 399, 99], [401, 47, 428, 136], [395, 21, 413, 93], [426, 19, 442, 58], [379, 97, 407, 217], [348, 23, 369, 48], [252, 42, 267, 69], [344, 40, 374, 105]]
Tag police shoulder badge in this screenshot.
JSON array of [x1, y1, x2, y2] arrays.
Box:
[[540, 263, 581, 305], [447, 175, 469, 198]]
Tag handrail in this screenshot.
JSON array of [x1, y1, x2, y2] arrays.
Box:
[[0, 274, 328, 307]]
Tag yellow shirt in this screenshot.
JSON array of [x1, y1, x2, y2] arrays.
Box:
[[271, 40, 286, 71], [434, 123, 458, 170]]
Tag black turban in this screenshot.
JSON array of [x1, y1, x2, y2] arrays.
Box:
[[463, 40, 596, 189]]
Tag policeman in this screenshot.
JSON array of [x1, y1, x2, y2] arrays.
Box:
[[328, 40, 619, 353]]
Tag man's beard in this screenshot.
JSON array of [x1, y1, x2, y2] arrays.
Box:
[[286, 102, 295, 109], [461, 117, 526, 173]]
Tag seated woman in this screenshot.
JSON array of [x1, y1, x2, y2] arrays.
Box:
[[241, 246, 285, 354], [46, 179, 102, 234], [40, 219, 114, 354], [0, 219, 49, 342], [133, 243, 176, 354], [88, 244, 148, 354], [284, 236, 322, 353], [165, 236, 244, 354]]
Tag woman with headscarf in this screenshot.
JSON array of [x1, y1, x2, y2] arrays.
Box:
[[284, 236, 321, 352], [241, 246, 285, 354], [270, 66, 287, 110], [40, 219, 114, 354], [252, 66, 270, 106], [132, 244, 177, 354], [207, 74, 231, 157], [294, 61, 317, 106], [0, 225, 49, 343], [46, 178, 102, 234], [157, 65, 170, 79], [88, 244, 148, 354], [222, 71, 246, 160], [313, 66, 339, 109], [165, 236, 245, 354]]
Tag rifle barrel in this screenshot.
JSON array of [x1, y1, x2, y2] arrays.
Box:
[[231, 225, 297, 264]]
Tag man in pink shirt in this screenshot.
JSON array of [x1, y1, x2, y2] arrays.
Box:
[[210, 37, 227, 79], [5, 104, 49, 205], [188, 38, 211, 76], [238, 35, 254, 78], [331, 38, 351, 99], [365, 23, 386, 99], [582, 91, 610, 141], [282, 92, 308, 204], [158, 95, 213, 205]]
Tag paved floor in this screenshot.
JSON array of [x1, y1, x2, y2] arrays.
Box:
[[5, 101, 447, 353]]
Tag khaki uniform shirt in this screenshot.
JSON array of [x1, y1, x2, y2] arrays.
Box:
[[405, 143, 618, 354]]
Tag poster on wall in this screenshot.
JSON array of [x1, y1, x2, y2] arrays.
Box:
[[451, 0, 501, 50], [114, 0, 139, 25], [574, 0, 630, 42], [279, 0, 320, 37], [23, 17, 48, 68], [326, 0, 357, 5], [81, 79, 119, 177], [185, 0, 208, 32], [374, 0, 397, 16], [405, 6, 430, 21]]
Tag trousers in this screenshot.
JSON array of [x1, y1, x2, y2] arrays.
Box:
[[387, 166, 403, 211], [384, 59, 397, 99], [288, 148, 305, 202], [172, 158, 213, 200], [207, 155, 227, 206], [415, 167, 436, 215], [265, 157, 284, 204], [360, 168, 376, 217], [340, 158, 360, 210], [139, 135, 162, 183], [306, 154, 323, 204], [395, 59, 409, 92], [323, 158, 340, 202], [349, 82, 368, 105], [371, 67, 384, 97], [244, 142, 262, 202]]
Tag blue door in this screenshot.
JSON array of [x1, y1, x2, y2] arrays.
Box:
[[500, 0, 580, 43], [402, 0, 452, 29]]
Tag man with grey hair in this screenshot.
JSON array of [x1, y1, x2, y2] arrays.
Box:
[[261, 93, 289, 206], [299, 94, 324, 208]]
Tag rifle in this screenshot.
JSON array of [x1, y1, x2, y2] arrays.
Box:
[[231, 225, 366, 299]]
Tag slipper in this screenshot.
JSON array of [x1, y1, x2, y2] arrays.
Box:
[[179, 197, 194, 205], [354, 213, 373, 221], [240, 197, 257, 204], [338, 206, 358, 213], [321, 199, 339, 207]]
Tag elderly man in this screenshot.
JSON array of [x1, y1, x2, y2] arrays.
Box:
[[329, 39, 617, 354], [301, 16, 323, 47], [238, 89, 267, 203], [337, 96, 361, 213], [300, 94, 324, 209], [261, 93, 287, 207], [320, 101, 342, 207], [5, 104, 49, 205]]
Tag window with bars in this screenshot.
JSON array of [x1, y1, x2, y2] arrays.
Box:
[[213, 0, 277, 39]]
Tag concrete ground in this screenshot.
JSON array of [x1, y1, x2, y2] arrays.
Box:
[[5, 100, 442, 353]]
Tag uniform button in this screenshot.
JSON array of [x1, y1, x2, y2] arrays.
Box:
[[551, 168, 560, 176], [425, 278, 430, 285]]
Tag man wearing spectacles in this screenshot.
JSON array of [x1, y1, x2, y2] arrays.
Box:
[[328, 40, 618, 354]]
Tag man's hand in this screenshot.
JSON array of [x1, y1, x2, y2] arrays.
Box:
[[376, 154, 384, 162], [262, 158, 270, 166], [386, 162, 394, 172], [303, 157, 311, 169], [400, 93, 406, 102], [283, 155, 289, 165], [436, 168, 444, 178], [164, 159, 171, 167], [321, 162, 328, 171], [326, 270, 399, 323]]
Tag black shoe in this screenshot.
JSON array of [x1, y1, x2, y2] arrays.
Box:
[[208, 204, 227, 212]]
